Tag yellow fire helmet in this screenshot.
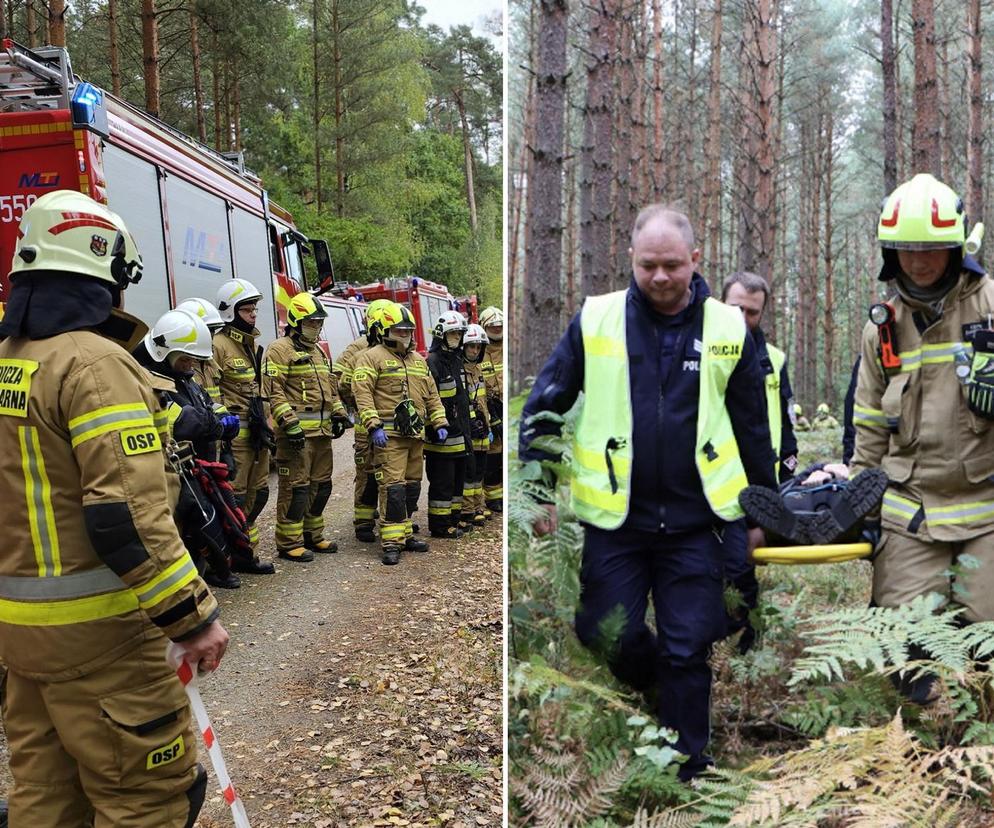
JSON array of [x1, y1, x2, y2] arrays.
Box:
[[363, 298, 393, 325], [10, 189, 143, 288], [216, 278, 262, 322], [380, 302, 416, 351], [175, 298, 224, 332], [144, 309, 213, 361], [877, 173, 967, 251], [286, 292, 327, 328]]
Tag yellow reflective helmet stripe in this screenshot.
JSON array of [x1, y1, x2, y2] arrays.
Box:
[[68, 403, 154, 448], [19, 426, 61, 577]]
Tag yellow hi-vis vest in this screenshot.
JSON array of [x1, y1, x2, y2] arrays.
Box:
[[764, 343, 786, 464], [571, 290, 749, 529]]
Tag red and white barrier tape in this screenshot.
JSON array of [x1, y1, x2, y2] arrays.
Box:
[[167, 643, 251, 828]]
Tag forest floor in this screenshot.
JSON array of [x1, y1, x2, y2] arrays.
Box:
[[0, 439, 505, 828]]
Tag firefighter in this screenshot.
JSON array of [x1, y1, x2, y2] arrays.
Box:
[[793, 402, 812, 431], [333, 298, 393, 542], [812, 402, 840, 429], [461, 323, 492, 528], [0, 190, 227, 826], [479, 305, 504, 514], [213, 278, 276, 575], [134, 309, 242, 590], [352, 302, 449, 565], [425, 311, 473, 538], [852, 173, 994, 699], [264, 292, 351, 560]]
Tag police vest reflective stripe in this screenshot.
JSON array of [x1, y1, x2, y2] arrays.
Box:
[[571, 291, 749, 528], [765, 344, 786, 465]]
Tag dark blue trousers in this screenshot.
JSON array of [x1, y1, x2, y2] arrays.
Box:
[[720, 519, 759, 650], [575, 525, 728, 780]]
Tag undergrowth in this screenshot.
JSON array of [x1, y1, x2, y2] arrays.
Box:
[[509, 400, 994, 825]]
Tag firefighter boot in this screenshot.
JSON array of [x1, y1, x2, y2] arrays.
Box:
[[204, 570, 241, 589], [405, 536, 430, 553], [382, 544, 402, 566], [278, 546, 315, 563], [231, 556, 276, 575], [0, 799, 7, 828], [356, 526, 377, 543]]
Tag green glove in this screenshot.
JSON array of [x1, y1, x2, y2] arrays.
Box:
[[969, 331, 994, 420]]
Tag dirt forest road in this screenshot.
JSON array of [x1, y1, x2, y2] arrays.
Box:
[[0, 438, 505, 828]]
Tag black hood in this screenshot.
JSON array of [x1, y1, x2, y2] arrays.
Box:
[[0, 271, 114, 339]]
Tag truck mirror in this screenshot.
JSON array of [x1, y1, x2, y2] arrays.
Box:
[[311, 239, 334, 284]]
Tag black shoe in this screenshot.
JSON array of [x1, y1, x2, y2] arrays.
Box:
[[411, 522, 421, 534], [739, 485, 806, 543], [382, 546, 401, 565], [205, 571, 241, 589], [355, 526, 376, 543], [430, 528, 463, 539], [231, 557, 276, 575], [485, 501, 502, 514], [405, 537, 429, 553], [803, 468, 890, 545]]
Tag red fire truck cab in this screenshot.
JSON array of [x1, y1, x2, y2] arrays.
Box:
[[0, 39, 325, 345]]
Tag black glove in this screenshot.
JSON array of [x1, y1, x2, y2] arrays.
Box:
[[331, 413, 353, 439], [471, 416, 488, 439], [969, 331, 994, 420], [285, 423, 306, 452], [862, 519, 882, 559]]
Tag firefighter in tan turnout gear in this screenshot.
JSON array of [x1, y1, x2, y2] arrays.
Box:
[[333, 298, 393, 542], [853, 173, 994, 699], [264, 292, 351, 561], [213, 278, 276, 574], [461, 323, 492, 528], [0, 190, 228, 826], [480, 306, 504, 514], [352, 302, 448, 565]]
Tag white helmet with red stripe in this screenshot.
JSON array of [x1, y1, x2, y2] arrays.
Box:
[[9, 189, 142, 288]]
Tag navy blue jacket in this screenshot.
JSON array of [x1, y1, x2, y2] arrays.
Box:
[[753, 327, 799, 482], [520, 275, 777, 533]]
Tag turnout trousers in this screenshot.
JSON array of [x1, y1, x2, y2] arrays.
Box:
[[275, 435, 334, 552], [353, 426, 378, 530], [873, 526, 994, 622], [462, 449, 488, 519], [484, 437, 503, 509], [230, 436, 270, 556], [372, 436, 424, 552], [2, 636, 205, 827], [574, 525, 728, 781], [425, 450, 467, 536]]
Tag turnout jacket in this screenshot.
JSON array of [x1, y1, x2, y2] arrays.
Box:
[[193, 355, 227, 413], [332, 334, 368, 410], [425, 339, 472, 454], [352, 343, 448, 438], [0, 330, 219, 681], [263, 334, 346, 438], [852, 257, 994, 541], [464, 354, 491, 451], [520, 275, 777, 533], [213, 324, 266, 436]]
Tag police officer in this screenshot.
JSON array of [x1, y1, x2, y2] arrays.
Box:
[[264, 292, 351, 561], [214, 278, 276, 574], [333, 298, 393, 542], [852, 174, 994, 678], [352, 303, 449, 565], [479, 306, 504, 514], [0, 190, 228, 826], [425, 311, 473, 538], [520, 205, 776, 780], [460, 323, 491, 529]]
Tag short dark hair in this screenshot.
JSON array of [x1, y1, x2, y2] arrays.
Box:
[[721, 270, 770, 307], [630, 204, 695, 249]]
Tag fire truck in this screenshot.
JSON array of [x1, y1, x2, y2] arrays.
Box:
[[318, 276, 476, 355], [0, 38, 328, 344]]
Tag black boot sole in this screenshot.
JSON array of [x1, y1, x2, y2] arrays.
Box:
[[739, 485, 806, 543], [803, 468, 889, 545]]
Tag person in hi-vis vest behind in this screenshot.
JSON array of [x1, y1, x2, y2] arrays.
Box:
[[519, 205, 776, 781]]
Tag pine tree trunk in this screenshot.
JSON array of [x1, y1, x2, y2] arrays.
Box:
[[232, 58, 241, 151], [911, 0, 939, 175], [457, 93, 479, 234], [938, 34, 949, 181], [315, 0, 325, 213], [613, 0, 636, 279], [967, 0, 983, 223], [141, 0, 160, 118], [651, 0, 665, 198], [223, 59, 231, 149], [822, 106, 835, 405], [753, 0, 777, 286], [190, 4, 207, 142], [579, 0, 617, 297], [704, 0, 722, 280], [26, 1, 37, 47], [48, 0, 65, 46], [881, 0, 898, 193], [0, 0, 6, 39], [212, 31, 222, 151], [522, 0, 568, 380], [109, 0, 122, 96], [332, 0, 346, 216]]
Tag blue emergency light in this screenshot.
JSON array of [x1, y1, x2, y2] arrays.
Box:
[[71, 82, 109, 138]]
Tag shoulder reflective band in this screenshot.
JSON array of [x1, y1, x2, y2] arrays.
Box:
[[751, 543, 873, 565]]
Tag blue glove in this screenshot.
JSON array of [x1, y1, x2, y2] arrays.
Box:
[[219, 414, 240, 441], [435, 427, 448, 443], [488, 431, 494, 444], [371, 427, 388, 448]]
